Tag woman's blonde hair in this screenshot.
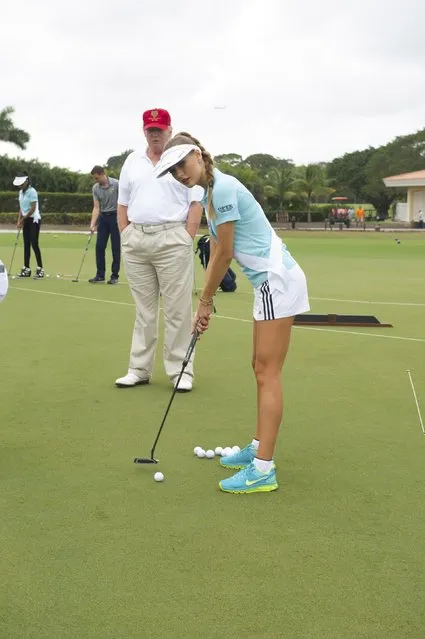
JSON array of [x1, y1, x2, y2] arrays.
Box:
[[164, 132, 215, 218]]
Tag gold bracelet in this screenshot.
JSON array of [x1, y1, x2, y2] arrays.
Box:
[[199, 297, 213, 307]]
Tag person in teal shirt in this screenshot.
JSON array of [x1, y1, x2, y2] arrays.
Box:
[[154, 133, 310, 495], [13, 173, 44, 278]]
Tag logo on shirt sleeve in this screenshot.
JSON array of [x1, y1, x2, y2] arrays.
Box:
[[217, 204, 234, 213]]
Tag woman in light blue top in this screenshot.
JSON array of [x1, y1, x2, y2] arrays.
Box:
[[13, 173, 44, 279], [155, 133, 310, 495]]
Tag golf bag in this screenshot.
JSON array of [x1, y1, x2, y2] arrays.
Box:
[[196, 235, 237, 292]]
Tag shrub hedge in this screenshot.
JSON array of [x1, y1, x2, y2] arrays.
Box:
[[0, 191, 372, 225], [0, 191, 92, 214], [0, 212, 91, 225]]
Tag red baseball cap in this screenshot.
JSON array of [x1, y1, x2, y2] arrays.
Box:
[[142, 108, 171, 130]]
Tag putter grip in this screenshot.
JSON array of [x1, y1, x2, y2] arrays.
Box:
[[183, 330, 198, 366]]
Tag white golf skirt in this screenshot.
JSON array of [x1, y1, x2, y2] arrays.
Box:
[[253, 264, 310, 321]]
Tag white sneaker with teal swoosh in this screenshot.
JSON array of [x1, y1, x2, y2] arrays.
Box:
[[219, 462, 278, 494]]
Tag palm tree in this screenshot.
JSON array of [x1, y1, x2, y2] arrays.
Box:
[[0, 106, 30, 150], [266, 166, 296, 211], [295, 164, 331, 223]]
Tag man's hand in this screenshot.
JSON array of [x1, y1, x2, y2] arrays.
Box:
[[118, 204, 129, 235], [185, 225, 196, 239], [185, 201, 202, 239], [89, 224, 97, 233]]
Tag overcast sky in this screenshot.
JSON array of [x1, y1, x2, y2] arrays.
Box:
[[2, 0, 425, 173]]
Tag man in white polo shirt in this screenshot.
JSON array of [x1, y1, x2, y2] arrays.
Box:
[[115, 108, 203, 392]]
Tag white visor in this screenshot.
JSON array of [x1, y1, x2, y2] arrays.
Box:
[[153, 144, 200, 178], [13, 175, 28, 187]]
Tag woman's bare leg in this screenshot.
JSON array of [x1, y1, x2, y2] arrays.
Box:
[[252, 317, 294, 461]]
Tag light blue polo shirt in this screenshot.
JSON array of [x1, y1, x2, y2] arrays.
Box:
[[19, 187, 40, 222], [203, 169, 296, 288]]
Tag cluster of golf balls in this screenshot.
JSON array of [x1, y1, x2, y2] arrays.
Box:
[[193, 445, 240, 459], [153, 445, 241, 483]]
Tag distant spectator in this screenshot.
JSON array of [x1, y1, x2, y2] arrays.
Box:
[[418, 210, 424, 229], [356, 206, 365, 226]]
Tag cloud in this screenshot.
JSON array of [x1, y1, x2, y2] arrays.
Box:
[[1, 0, 424, 171]]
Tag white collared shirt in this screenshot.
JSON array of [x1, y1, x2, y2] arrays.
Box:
[[118, 149, 204, 224]]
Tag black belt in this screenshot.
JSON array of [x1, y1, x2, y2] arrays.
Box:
[[101, 210, 117, 216]]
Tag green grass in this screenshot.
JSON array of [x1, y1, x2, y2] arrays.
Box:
[[1, 231, 425, 638]]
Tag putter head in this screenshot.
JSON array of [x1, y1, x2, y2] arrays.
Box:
[[134, 457, 158, 464], [71, 279, 78, 283]]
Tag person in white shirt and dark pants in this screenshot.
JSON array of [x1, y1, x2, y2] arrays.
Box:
[[115, 108, 203, 392]]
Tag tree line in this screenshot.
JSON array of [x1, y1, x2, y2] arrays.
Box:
[[1, 106, 424, 219]]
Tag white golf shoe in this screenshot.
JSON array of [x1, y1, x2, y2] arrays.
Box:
[[115, 373, 149, 388], [173, 374, 193, 393]]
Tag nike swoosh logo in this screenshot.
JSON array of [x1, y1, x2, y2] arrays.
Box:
[[246, 477, 268, 486]]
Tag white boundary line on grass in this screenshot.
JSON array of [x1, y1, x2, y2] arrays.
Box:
[[310, 296, 425, 308], [406, 370, 425, 435], [10, 286, 135, 307], [219, 313, 425, 343], [194, 289, 425, 308], [9, 286, 425, 345], [0, 230, 208, 236]]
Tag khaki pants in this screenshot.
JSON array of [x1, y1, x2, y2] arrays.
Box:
[[121, 221, 194, 381]]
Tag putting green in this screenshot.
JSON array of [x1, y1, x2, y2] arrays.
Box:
[[1, 231, 424, 638]]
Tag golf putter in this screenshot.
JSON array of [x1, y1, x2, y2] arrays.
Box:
[[8, 228, 21, 276], [193, 257, 198, 296], [72, 231, 94, 282], [134, 329, 199, 465]]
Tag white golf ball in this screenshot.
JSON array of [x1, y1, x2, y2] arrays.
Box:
[[232, 445, 241, 453], [154, 472, 164, 482], [193, 446, 202, 455], [215, 446, 223, 456], [46, 274, 50, 278], [12, 276, 16, 280], [196, 449, 206, 458], [223, 447, 233, 457], [206, 449, 215, 459], [56, 274, 60, 279]]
